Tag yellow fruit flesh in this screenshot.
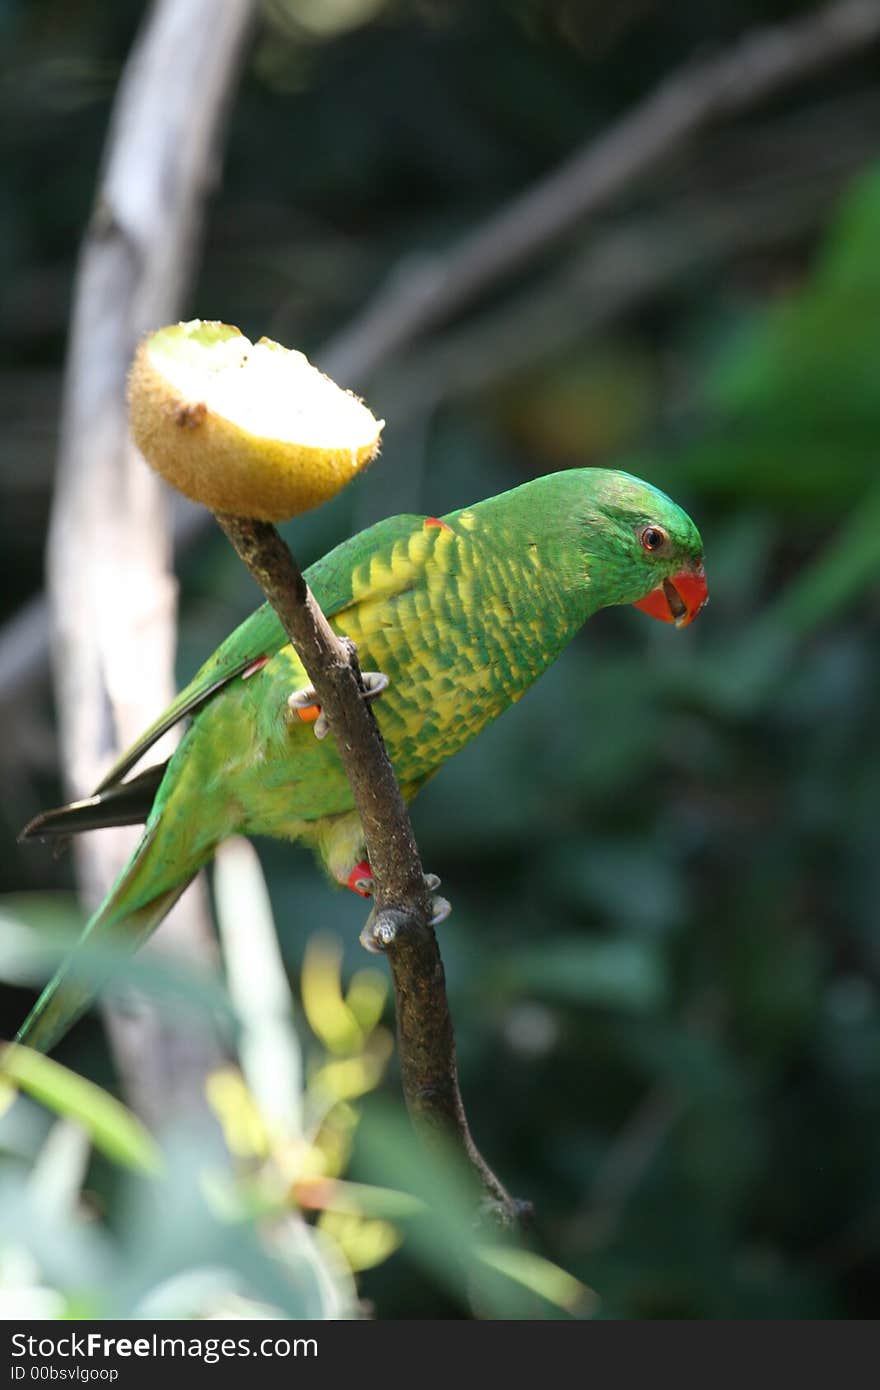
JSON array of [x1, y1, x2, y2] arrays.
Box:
[[128, 321, 383, 521]]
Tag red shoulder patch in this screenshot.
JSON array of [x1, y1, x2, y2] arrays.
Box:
[[424, 516, 452, 532]]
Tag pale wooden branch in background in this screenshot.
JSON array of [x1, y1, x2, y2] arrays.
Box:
[[47, 0, 256, 1124]]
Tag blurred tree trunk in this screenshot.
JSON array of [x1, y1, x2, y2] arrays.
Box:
[[48, 0, 256, 1125]]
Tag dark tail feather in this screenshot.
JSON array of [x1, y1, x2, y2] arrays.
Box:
[[18, 763, 168, 844]]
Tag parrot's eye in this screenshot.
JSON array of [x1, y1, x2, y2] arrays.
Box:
[[639, 524, 668, 553]]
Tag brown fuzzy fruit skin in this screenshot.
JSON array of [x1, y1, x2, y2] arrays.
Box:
[[127, 323, 383, 522]]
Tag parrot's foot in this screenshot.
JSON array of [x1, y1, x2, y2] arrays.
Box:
[[288, 670, 389, 740], [356, 869, 452, 953], [344, 861, 444, 904], [429, 893, 452, 926], [359, 907, 406, 953]]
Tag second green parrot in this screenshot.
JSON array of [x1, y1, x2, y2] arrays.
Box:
[[18, 467, 707, 1051]]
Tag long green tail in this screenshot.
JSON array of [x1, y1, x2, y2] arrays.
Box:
[[15, 844, 195, 1055]]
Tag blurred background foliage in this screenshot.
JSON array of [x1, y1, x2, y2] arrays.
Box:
[[2, 0, 880, 1318]]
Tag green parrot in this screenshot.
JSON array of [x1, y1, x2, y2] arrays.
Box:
[[17, 468, 707, 1052]]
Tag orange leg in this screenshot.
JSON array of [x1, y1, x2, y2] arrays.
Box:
[[288, 671, 389, 741]]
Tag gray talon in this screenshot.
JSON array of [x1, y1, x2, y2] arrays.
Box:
[[424, 873, 449, 923], [373, 918, 399, 950], [359, 907, 406, 954], [429, 896, 452, 927], [288, 684, 318, 710], [358, 911, 380, 953], [361, 671, 390, 703]]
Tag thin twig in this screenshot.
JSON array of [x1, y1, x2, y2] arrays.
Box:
[[214, 515, 519, 1219]]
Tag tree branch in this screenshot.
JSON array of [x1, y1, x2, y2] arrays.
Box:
[[214, 515, 519, 1219]]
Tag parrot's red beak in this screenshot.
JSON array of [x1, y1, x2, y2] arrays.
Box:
[[633, 565, 708, 628]]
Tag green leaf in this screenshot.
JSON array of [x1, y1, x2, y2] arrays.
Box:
[[213, 837, 303, 1138], [0, 898, 237, 1038], [0, 1045, 162, 1176], [475, 1244, 596, 1317], [355, 1102, 588, 1318]]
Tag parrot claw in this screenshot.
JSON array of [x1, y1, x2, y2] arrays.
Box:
[[349, 859, 450, 950], [429, 895, 452, 927], [361, 670, 390, 703], [359, 907, 402, 953], [422, 873, 450, 924], [287, 685, 330, 739], [346, 863, 443, 903], [357, 880, 451, 953], [287, 671, 389, 739]]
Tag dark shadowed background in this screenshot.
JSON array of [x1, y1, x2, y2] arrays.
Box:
[[2, 0, 880, 1319]]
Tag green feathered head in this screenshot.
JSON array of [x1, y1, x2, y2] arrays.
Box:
[[487, 468, 707, 627], [575, 469, 707, 627]]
